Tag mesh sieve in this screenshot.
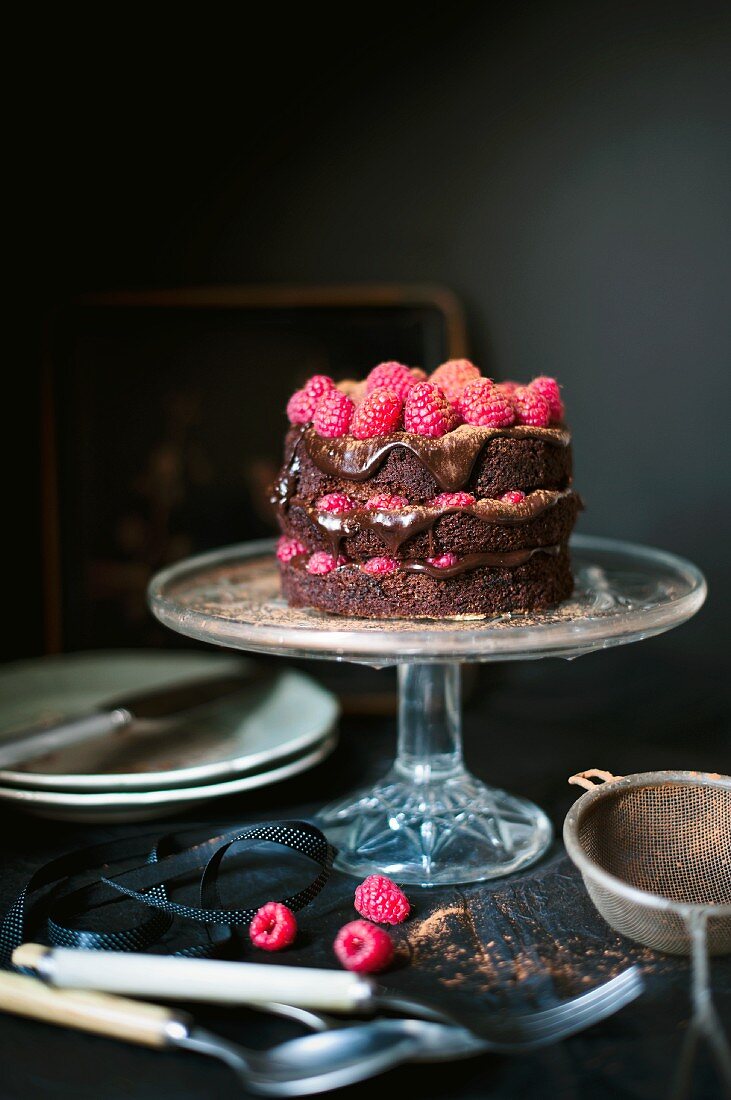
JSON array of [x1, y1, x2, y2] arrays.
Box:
[[564, 769, 731, 1097]]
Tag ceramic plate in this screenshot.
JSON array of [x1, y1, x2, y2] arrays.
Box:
[[0, 652, 339, 792]]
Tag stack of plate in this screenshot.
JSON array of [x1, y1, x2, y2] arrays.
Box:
[[0, 652, 339, 823]]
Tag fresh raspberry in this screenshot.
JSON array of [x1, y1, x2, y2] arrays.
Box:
[[529, 376, 565, 422], [354, 875, 410, 925], [286, 389, 316, 425], [285, 376, 336, 425], [333, 919, 394, 973], [495, 380, 519, 394], [427, 552, 459, 569], [315, 493, 356, 514], [428, 491, 476, 509], [351, 389, 404, 439], [365, 361, 418, 400], [457, 379, 516, 428], [365, 493, 408, 511], [312, 391, 355, 438], [429, 359, 481, 404], [362, 556, 399, 575], [404, 382, 455, 438], [512, 386, 551, 427], [306, 551, 345, 575], [500, 490, 526, 504], [410, 367, 427, 382], [249, 902, 297, 951], [276, 536, 307, 563]]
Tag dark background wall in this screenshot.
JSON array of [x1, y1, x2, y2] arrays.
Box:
[[11, 0, 731, 658]]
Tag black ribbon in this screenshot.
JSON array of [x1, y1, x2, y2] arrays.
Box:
[[0, 820, 334, 969]]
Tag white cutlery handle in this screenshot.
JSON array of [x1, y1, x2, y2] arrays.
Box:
[[0, 709, 132, 769], [14, 945, 374, 1012]]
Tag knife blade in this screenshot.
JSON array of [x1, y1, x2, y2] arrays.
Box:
[[0, 674, 252, 770]]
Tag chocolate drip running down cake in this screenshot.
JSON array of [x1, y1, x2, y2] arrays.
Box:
[[273, 361, 582, 618]]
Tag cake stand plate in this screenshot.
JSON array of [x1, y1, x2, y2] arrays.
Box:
[[149, 534, 706, 885]]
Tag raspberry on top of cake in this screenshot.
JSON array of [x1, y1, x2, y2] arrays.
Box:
[[273, 360, 581, 619]]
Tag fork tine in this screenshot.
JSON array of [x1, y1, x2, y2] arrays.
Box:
[[486, 968, 644, 1048], [512, 967, 643, 1031], [475, 967, 643, 1044]]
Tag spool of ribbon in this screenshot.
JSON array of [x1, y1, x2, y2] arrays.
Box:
[[0, 820, 334, 968]]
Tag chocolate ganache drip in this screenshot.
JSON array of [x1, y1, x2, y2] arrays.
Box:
[[304, 423, 570, 493], [292, 489, 576, 558]]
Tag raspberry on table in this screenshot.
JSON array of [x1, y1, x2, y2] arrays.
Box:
[[404, 382, 455, 438], [427, 552, 459, 568], [276, 536, 307, 563], [306, 551, 345, 575], [316, 493, 356, 514], [428, 491, 476, 509], [429, 359, 481, 404], [351, 389, 404, 439], [529, 376, 565, 422], [457, 379, 516, 428], [362, 557, 399, 575], [500, 490, 526, 504], [249, 902, 297, 951], [365, 361, 418, 400], [354, 874, 410, 924], [313, 391, 355, 438], [333, 919, 394, 973], [365, 493, 408, 511], [513, 386, 551, 427]]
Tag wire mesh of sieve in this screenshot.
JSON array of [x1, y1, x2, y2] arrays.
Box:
[[564, 770, 731, 1098]]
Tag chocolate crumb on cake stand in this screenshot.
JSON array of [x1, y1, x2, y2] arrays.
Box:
[[149, 534, 706, 886]]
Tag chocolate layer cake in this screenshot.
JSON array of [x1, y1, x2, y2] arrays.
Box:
[[273, 362, 581, 618]]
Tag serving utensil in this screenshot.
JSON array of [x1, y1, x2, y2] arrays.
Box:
[[0, 966, 643, 1095]]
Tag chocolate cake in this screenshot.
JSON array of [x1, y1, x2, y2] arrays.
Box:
[[273, 361, 581, 619]]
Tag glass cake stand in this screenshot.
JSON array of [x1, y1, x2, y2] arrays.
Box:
[[148, 534, 706, 886]]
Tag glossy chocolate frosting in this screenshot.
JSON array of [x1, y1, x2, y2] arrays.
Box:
[[304, 423, 570, 493], [291, 489, 577, 557]]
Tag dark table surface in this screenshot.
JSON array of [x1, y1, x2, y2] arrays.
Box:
[[0, 632, 728, 1100]]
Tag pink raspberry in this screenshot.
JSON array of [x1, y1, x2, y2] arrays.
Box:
[[315, 493, 356, 514], [354, 875, 410, 925], [306, 551, 344, 575], [365, 493, 408, 510], [365, 361, 418, 400], [312, 391, 355, 438], [249, 902, 297, 951], [513, 386, 551, 427], [428, 491, 476, 509], [362, 556, 399, 575], [351, 389, 404, 439], [410, 367, 427, 382], [496, 380, 519, 394], [429, 359, 481, 404], [286, 389, 316, 425], [500, 490, 526, 504], [529, 376, 565, 422], [457, 379, 516, 428], [285, 375, 336, 425], [427, 552, 459, 569], [404, 382, 455, 438], [333, 919, 394, 973], [276, 536, 307, 563]]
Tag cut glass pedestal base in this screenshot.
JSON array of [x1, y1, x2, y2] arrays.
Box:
[[318, 772, 552, 885]]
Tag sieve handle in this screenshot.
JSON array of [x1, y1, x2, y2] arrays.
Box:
[[568, 769, 622, 791]]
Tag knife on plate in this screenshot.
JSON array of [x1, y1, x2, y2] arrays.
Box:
[[0, 675, 252, 770]]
